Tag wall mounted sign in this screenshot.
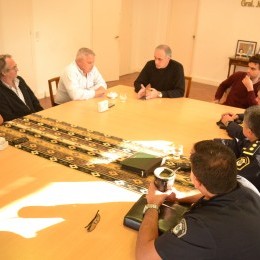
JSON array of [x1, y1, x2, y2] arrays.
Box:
[[241, 0, 260, 7]]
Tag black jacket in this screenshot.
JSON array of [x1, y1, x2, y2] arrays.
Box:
[[216, 122, 260, 191], [0, 76, 43, 122]]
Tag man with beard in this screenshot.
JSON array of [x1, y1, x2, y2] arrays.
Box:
[[214, 54, 260, 108]]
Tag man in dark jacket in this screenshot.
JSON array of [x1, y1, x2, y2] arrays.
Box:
[[217, 105, 260, 191], [136, 140, 260, 259], [0, 54, 43, 123]]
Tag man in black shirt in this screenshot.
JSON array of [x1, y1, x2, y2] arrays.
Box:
[[134, 45, 185, 99]]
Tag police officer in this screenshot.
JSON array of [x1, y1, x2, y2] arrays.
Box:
[[136, 140, 260, 259], [217, 105, 260, 191]]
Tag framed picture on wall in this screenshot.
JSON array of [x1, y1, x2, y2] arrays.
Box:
[[235, 40, 257, 58]]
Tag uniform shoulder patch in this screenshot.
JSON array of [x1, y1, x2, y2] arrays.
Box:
[[237, 156, 250, 170], [171, 218, 187, 238], [242, 140, 260, 156]]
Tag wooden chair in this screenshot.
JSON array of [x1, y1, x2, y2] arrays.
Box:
[[0, 114, 3, 125], [48, 77, 60, 106], [184, 76, 192, 98]]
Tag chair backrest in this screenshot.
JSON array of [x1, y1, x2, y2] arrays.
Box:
[[184, 76, 192, 98], [48, 77, 60, 106]]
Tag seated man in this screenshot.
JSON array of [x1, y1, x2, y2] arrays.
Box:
[[214, 54, 260, 108], [55, 47, 107, 104], [216, 86, 260, 129], [134, 44, 185, 99], [0, 54, 43, 122], [136, 140, 260, 259], [216, 105, 260, 191]]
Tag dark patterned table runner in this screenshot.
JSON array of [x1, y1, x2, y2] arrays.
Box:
[[0, 114, 194, 194]]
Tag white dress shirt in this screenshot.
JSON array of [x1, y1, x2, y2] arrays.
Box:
[[55, 61, 107, 104]]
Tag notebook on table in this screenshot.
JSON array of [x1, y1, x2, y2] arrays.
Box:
[[123, 194, 188, 233], [120, 152, 163, 177]]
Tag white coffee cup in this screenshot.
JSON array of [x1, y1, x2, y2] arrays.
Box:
[[154, 167, 176, 192], [97, 100, 109, 112]]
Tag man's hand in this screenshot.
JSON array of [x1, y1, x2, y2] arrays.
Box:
[[145, 88, 160, 100], [146, 182, 172, 206], [137, 84, 146, 99], [242, 75, 254, 92], [94, 86, 106, 97], [220, 113, 237, 126], [221, 112, 238, 120], [256, 90, 260, 104]]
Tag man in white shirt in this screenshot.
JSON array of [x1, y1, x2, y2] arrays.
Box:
[[55, 48, 107, 104]]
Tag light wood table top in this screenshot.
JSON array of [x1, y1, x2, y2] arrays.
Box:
[[0, 85, 243, 260]]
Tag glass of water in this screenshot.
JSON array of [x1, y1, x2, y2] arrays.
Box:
[[119, 93, 127, 102], [172, 144, 183, 160]]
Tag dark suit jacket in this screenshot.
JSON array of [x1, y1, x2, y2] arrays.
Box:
[[0, 76, 43, 122]]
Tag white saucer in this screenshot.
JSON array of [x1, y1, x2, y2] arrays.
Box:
[[0, 140, 8, 150], [107, 92, 118, 99]]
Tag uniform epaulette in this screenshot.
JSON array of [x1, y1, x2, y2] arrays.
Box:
[[242, 140, 260, 156]]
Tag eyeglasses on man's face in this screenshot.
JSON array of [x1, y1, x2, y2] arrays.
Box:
[[7, 65, 18, 72]]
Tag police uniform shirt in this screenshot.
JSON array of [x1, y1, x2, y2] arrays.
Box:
[[154, 185, 260, 259], [237, 140, 260, 191]]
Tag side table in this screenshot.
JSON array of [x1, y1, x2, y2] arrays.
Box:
[[227, 56, 249, 77]]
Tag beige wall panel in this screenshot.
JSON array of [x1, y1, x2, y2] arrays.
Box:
[[92, 0, 122, 81], [119, 0, 133, 76], [2, 0, 260, 97], [167, 0, 199, 76], [32, 0, 92, 97], [0, 0, 36, 93], [192, 0, 260, 85], [131, 0, 172, 72]]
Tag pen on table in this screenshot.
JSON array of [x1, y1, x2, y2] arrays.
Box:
[[109, 103, 115, 108]]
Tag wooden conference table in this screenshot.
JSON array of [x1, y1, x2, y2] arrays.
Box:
[[0, 85, 243, 260]]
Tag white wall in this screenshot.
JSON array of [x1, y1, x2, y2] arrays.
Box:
[[167, 0, 199, 76], [31, 0, 92, 97], [119, 0, 133, 75], [130, 0, 260, 86], [0, 0, 92, 97], [1, 0, 260, 98], [131, 0, 172, 72], [192, 0, 260, 85], [0, 0, 36, 90]]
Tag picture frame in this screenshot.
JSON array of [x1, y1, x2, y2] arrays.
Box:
[[235, 40, 257, 58]]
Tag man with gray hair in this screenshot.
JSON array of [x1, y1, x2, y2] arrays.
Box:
[[0, 54, 43, 123], [55, 47, 107, 104], [134, 44, 185, 99]]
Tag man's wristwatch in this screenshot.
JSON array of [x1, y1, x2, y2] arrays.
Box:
[[157, 91, 163, 98], [143, 204, 160, 215]]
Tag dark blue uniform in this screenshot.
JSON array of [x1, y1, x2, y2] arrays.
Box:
[[155, 184, 260, 259], [217, 122, 260, 191]]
